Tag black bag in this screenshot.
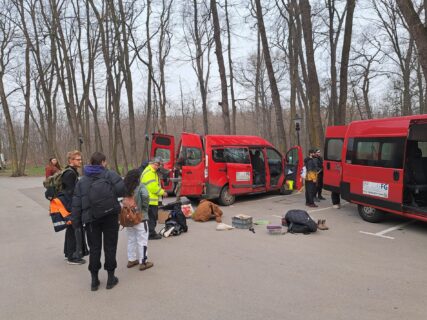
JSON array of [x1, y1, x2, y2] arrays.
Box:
[[170, 203, 188, 232], [88, 175, 116, 220], [285, 209, 317, 234]]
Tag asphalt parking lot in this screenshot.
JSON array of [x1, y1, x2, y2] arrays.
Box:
[[1, 176, 427, 320]]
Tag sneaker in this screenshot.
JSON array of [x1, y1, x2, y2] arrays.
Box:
[[139, 261, 154, 271], [163, 227, 175, 238], [127, 260, 139, 268], [149, 233, 162, 240], [67, 258, 86, 265], [318, 196, 326, 200], [333, 204, 341, 209]]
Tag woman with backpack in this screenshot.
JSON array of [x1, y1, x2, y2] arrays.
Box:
[[123, 169, 154, 271]]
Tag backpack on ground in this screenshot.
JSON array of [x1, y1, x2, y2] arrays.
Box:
[[159, 203, 188, 237], [43, 168, 73, 200], [89, 175, 117, 220], [284, 209, 317, 234]]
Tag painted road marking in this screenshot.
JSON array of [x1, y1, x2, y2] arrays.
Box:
[[359, 220, 415, 240]]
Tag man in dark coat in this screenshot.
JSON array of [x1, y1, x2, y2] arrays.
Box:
[[314, 149, 326, 201], [72, 152, 126, 291], [60, 150, 88, 265]]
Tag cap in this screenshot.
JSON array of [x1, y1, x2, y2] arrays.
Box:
[[149, 156, 163, 164]]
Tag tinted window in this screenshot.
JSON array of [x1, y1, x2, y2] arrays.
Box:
[[154, 136, 171, 146], [349, 138, 404, 168], [325, 138, 343, 161], [286, 148, 299, 165], [184, 147, 202, 166], [266, 148, 283, 176], [212, 148, 250, 164], [155, 148, 170, 162]]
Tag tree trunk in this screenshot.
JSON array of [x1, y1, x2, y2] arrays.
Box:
[[254, 0, 287, 152], [225, 0, 237, 134], [299, 0, 324, 149], [211, 0, 231, 134]]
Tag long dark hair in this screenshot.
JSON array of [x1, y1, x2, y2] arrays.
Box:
[[124, 169, 141, 197]]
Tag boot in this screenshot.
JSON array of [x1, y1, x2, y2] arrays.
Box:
[[106, 271, 119, 290], [317, 219, 321, 227], [91, 272, 100, 292], [318, 219, 329, 231]]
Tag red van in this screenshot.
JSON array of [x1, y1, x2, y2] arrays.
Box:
[[323, 115, 427, 222], [150, 133, 303, 205]]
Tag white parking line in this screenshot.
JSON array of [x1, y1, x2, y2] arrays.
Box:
[[359, 220, 415, 240]]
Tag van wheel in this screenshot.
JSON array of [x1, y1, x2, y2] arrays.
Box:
[[218, 185, 235, 206], [357, 205, 385, 223]]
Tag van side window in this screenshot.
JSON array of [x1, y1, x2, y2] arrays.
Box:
[[212, 148, 250, 164], [154, 148, 170, 162], [184, 147, 202, 166], [325, 138, 343, 161], [351, 138, 404, 168]]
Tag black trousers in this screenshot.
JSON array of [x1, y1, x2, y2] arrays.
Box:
[[64, 225, 76, 259], [305, 180, 317, 205], [331, 192, 341, 205], [317, 172, 324, 197], [86, 213, 119, 273], [148, 205, 159, 236]]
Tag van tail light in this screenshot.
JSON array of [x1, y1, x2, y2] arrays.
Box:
[[204, 168, 208, 179]]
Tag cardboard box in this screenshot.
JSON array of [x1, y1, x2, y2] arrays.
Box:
[[157, 209, 170, 224]]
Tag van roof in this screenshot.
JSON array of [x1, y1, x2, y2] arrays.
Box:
[[205, 135, 274, 148]]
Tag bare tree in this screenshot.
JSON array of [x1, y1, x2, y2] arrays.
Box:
[[211, 0, 231, 134], [254, 0, 287, 152], [225, 0, 237, 134]]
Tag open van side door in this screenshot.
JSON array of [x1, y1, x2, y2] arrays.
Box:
[[227, 147, 253, 195], [323, 126, 347, 193], [284, 145, 304, 190], [179, 133, 205, 196]]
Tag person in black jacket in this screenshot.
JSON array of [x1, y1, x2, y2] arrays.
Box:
[[304, 149, 318, 208], [72, 152, 126, 291], [314, 149, 326, 201], [60, 150, 88, 265]]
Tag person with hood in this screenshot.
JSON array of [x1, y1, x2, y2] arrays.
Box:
[[192, 199, 223, 222], [72, 152, 126, 291], [304, 149, 318, 208], [140, 157, 167, 240], [122, 169, 154, 271]]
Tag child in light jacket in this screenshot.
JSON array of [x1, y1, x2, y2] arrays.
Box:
[[123, 169, 153, 271]]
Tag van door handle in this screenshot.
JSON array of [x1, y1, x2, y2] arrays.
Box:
[[393, 171, 399, 181], [219, 168, 226, 172], [186, 171, 192, 174], [326, 163, 330, 170]]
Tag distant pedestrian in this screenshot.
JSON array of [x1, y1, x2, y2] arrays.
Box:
[[140, 157, 167, 240], [45, 157, 61, 178], [72, 152, 126, 291], [122, 169, 154, 271], [304, 149, 318, 208]]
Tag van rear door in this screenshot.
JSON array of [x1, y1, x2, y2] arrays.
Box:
[[323, 126, 347, 193], [151, 133, 175, 169], [179, 133, 205, 196], [151, 133, 175, 192], [226, 147, 253, 195]]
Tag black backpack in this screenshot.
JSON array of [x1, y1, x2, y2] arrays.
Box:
[[284, 209, 317, 234], [88, 173, 117, 220]]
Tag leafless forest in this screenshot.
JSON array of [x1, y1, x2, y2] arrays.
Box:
[[0, 0, 426, 176]]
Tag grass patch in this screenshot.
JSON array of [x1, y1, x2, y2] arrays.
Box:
[[0, 166, 45, 177]]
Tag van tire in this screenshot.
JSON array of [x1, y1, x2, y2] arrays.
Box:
[[357, 205, 385, 223], [218, 185, 235, 206]]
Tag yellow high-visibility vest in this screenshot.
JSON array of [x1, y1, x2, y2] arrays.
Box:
[[140, 165, 165, 205]]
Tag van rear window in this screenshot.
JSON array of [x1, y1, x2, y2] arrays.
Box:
[[347, 138, 405, 168], [325, 138, 343, 161]]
